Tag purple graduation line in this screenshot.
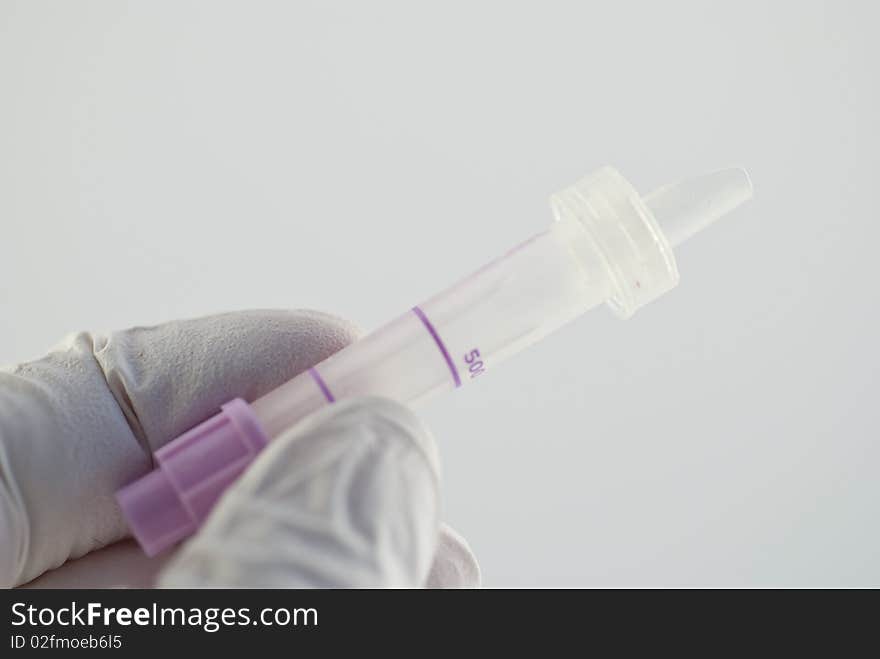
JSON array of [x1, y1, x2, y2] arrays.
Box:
[[412, 306, 462, 388], [308, 367, 336, 403]]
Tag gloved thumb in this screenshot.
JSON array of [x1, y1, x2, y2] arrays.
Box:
[[157, 398, 441, 588]]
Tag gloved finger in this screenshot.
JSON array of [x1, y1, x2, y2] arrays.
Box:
[[25, 525, 482, 589], [157, 398, 440, 588], [426, 524, 481, 588], [21, 540, 171, 589], [94, 309, 361, 454], [0, 309, 359, 587]]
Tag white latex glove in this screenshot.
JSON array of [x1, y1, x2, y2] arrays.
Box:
[[0, 310, 480, 588]]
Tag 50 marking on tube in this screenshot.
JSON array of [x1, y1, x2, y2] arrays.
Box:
[[464, 349, 486, 379]]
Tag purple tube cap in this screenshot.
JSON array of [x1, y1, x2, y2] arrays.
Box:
[[115, 398, 269, 557], [116, 468, 195, 557]]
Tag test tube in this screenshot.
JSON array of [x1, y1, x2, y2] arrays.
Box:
[[117, 166, 753, 555]]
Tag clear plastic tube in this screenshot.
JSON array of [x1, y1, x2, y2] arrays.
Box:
[[117, 165, 753, 555], [252, 166, 752, 435], [252, 219, 608, 436]]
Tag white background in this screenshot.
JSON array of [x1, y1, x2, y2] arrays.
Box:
[[1, 1, 878, 586]]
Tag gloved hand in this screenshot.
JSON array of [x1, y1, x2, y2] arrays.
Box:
[[0, 310, 479, 588]]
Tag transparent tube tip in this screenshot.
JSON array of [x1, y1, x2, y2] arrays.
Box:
[[644, 168, 753, 248]]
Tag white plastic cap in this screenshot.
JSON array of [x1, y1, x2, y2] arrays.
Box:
[[550, 166, 752, 318]]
